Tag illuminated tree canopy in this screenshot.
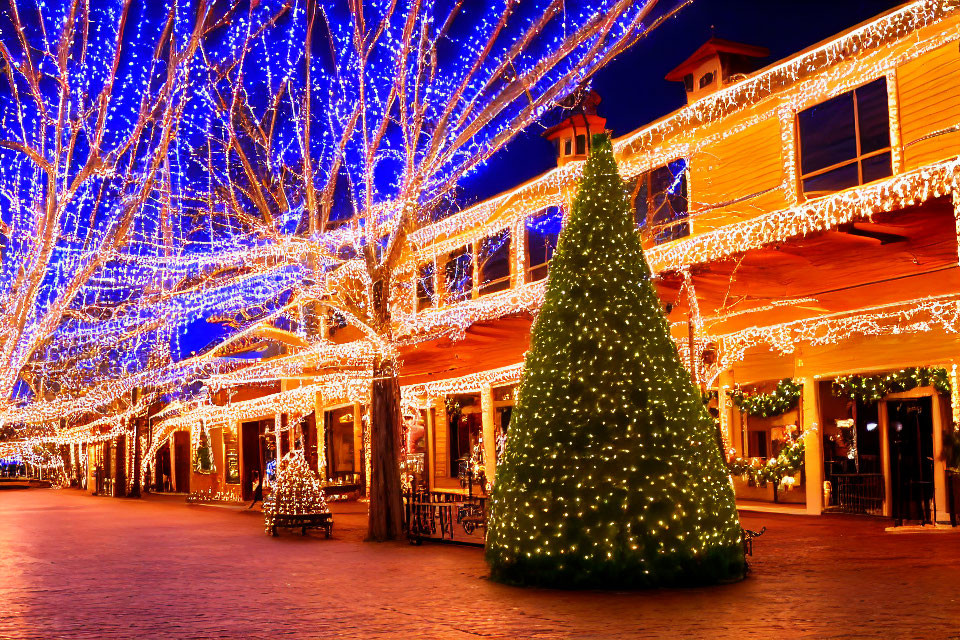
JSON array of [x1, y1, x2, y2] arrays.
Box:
[[0, 0, 677, 537]]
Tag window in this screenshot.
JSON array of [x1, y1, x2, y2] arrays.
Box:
[[699, 71, 715, 89], [446, 395, 481, 478], [493, 384, 515, 463], [563, 138, 572, 156], [416, 262, 435, 311], [575, 134, 587, 155], [525, 207, 562, 282], [477, 229, 511, 296], [798, 77, 891, 197], [444, 246, 473, 303], [326, 407, 355, 477], [629, 159, 689, 245]]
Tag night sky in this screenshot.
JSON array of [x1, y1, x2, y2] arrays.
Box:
[[461, 0, 904, 205]]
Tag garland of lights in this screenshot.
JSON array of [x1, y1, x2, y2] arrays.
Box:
[[832, 367, 950, 404], [728, 379, 803, 418]]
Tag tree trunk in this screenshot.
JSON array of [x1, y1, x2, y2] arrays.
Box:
[[367, 357, 404, 541]]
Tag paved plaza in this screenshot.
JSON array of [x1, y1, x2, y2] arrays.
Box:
[[1, 489, 959, 639]]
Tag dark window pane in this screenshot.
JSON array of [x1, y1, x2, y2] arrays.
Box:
[[444, 246, 473, 302], [564, 138, 572, 155], [861, 151, 892, 184], [526, 207, 562, 281], [575, 135, 586, 155], [666, 158, 688, 217], [416, 262, 435, 311], [632, 160, 689, 246], [633, 176, 649, 228], [478, 229, 511, 296], [648, 165, 674, 226], [856, 78, 890, 155], [802, 162, 859, 195], [798, 91, 856, 175], [699, 71, 714, 88]]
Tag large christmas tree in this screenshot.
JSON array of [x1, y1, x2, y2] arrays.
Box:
[[486, 135, 744, 588]]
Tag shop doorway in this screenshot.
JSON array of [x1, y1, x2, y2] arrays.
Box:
[[241, 420, 263, 501], [155, 442, 172, 492], [888, 397, 935, 525], [173, 431, 190, 493]]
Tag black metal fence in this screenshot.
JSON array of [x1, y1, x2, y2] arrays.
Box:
[[826, 473, 884, 516]]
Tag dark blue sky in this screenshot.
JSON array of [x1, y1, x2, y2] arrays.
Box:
[[461, 0, 903, 204]]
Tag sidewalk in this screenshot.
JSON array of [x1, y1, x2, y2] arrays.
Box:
[[736, 499, 808, 515]]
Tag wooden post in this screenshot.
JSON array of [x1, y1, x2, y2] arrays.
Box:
[[353, 402, 364, 488], [434, 396, 449, 480], [314, 392, 327, 478], [802, 376, 823, 515], [511, 218, 524, 288], [718, 369, 735, 454], [481, 385, 496, 486], [425, 402, 436, 492], [879, 400, 893, 517], [931, 391, 948, 523], [274, 414, 282, 461]]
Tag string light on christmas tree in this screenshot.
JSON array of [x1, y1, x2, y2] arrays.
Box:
[[486, 135, 744, 588], [262, 450, 330, 535]]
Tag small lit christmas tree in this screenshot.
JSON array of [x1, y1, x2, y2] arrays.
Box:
[[486, 135, 744, 588], [194, 425, 214, 473], [263, 450, 329, 535]]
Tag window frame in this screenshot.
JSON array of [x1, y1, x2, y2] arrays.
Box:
[[628, 159, 690, 247], [796, 77, 892, 199], [524, 207, 563, 283], [477, 229, 512, 297], [443, 245, 474, 304], [415, 260, 436, 311]]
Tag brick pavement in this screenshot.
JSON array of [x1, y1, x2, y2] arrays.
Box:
[[0, 489, 959, 639]]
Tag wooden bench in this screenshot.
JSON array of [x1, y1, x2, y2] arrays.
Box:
[[270, 512, 333, 538]]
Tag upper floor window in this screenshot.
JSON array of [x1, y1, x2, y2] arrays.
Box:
[[629, 159, 689, 246], [575, 134, 587, 155], [477, 229, 511, 296], [798, 77, 891, 197], [416, 262, 435, 311], [525, 207, 562, 282], [698, 71, 715, 89], [444, 246, 473, 303]]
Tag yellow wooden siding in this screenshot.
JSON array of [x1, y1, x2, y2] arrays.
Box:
[[898, 41, 960, 171], [689, 116, 786, 231]]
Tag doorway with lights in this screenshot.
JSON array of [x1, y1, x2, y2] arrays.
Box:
[[820, 384, 885, 515], [886, 397, 935, 525]]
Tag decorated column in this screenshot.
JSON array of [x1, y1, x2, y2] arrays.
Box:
[[801, 376, 823, 515], [717, 369, 736, 455], [481, 384, 496, 486], [353, 403, 364, 491]]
